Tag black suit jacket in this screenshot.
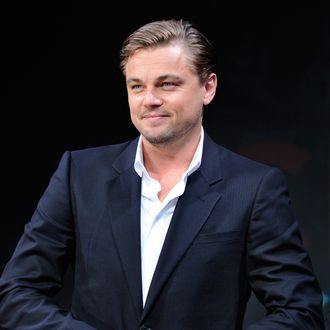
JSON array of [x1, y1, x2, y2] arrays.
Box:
[[0, 133, 325, 329]]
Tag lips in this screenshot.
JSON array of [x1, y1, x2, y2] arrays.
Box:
[[143, 114, 165, 118], [140, 111, 170, 119]]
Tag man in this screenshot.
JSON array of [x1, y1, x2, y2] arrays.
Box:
[[0, 19, 325, 329]]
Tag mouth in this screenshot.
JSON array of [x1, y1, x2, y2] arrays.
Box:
[[143, 116, 169, 125], [140, 111, 170, 121], [142, 111, 169, 118]]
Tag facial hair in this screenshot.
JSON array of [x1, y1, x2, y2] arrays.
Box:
[[141, 108, 203, 146]]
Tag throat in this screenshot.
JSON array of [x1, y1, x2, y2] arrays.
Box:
[[151, 170, 185, 202]]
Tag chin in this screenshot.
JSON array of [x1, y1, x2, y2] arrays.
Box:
[[144, 133, 173, 145]]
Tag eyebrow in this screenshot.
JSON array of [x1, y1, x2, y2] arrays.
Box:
[[157, 74, 183, 82], [126, 74, 184, 85], [126, 77, 141, 85]]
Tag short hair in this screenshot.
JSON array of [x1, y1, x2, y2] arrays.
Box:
[[119, 19, 216, 84]]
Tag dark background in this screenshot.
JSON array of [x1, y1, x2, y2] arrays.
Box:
[[1, 0, 330, 327]]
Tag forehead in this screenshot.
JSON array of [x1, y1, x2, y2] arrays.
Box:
[[126, 44, 193, 78]]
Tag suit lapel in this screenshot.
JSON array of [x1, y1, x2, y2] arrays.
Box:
[[105, 134, 224, 322], [106, 139, 144, 317], [141, 134, 223, 321]]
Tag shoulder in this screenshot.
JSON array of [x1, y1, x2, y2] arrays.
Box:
[[55, 137, 139, 174], [205, 133, 278, 174], [220, 145, 278, 176], [203, 133, 288, 192], [67, 138, 137, 161], [73, 141, 130, 157]]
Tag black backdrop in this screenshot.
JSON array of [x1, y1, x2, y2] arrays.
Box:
[[2, 0, 330, 327]]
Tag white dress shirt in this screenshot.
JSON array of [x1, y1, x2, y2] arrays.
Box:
[[134, 128, 204, 306]]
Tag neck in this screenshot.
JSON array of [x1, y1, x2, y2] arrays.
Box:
[[142, 129, 201, 175]]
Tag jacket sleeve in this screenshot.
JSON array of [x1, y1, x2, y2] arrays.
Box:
[[0, 151, 95, 329], [246, 167, 325, 329]]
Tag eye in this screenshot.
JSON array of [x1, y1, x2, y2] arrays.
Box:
[[129, 84, 143, 92], [161, 81, 175, 88]]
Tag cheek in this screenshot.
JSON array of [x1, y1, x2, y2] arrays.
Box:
[[128, 93, 143, 109], [128, 96, 139, 114], [128, 98, 141, 124], [179, 94, 203, 114]]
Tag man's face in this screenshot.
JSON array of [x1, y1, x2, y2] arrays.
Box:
[[125, 44, 216, 146]]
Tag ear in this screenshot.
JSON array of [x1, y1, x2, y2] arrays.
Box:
[[203, 73, 217, 106]]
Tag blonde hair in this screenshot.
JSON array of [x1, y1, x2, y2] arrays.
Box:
[[119, 19, 216, 84]]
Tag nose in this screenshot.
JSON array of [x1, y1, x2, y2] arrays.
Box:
[[143, 89, 163, 107]]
